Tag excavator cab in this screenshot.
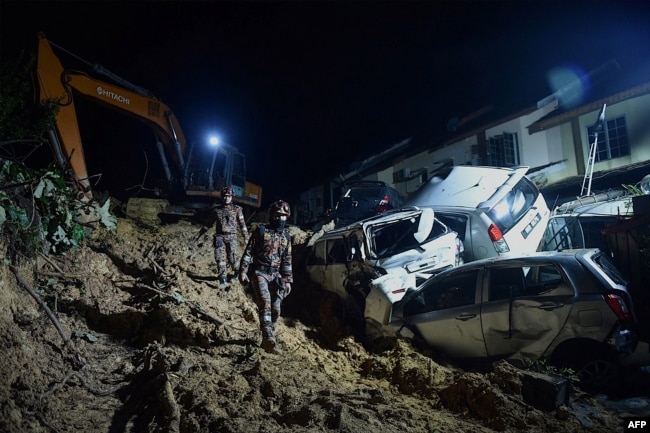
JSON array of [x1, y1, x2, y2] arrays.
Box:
[[34, 32, 262, 218]]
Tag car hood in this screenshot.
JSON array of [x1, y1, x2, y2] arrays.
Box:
[[406, 166, 529, 208]]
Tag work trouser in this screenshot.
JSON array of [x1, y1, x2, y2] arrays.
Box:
[[214, 233, 238, 278], [249, 268, 284, 339]]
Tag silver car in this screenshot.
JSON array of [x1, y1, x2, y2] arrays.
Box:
[[406, 165, 550, 262], [367, 248, 637, 393]]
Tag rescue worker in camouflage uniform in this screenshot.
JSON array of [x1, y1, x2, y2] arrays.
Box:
[[239, 200, 293, 353], [213, 186, 249, 287]]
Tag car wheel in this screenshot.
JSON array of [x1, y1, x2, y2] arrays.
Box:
[[576, 357, 622, 395], [552, 343, 623, 395]]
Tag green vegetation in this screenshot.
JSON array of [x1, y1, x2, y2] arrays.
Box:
[[1, 50, 116, 261], [525, 359, 580, 382], [0, 51, 58, 144]]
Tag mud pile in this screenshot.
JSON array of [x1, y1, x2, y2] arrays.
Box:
[[0, 217, 632, 432]]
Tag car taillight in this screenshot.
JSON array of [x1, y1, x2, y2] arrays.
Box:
[[376, 195, 390, 213], [488, 223, 510, 253], [605, 293, 631, 320], [488, 223, 503, 241]]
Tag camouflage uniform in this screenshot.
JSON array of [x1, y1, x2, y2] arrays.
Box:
[[213, 203, 249, 282], [239, 224, 293, 343]]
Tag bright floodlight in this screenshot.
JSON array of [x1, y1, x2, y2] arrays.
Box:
[[209, 136, 220, 146]]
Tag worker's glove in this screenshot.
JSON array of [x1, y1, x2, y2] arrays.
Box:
[[284, 282, 292, 296], [239, 272, 250, 285]]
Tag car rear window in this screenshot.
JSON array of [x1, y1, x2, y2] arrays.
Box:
[[486, 178, 539, 234], [591, 251, 627, 285]]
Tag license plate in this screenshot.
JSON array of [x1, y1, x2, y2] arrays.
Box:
[[521, 212, 542, 239], [406, 257, 438, 272]]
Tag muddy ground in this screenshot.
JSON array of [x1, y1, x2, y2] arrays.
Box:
[[1, 215, 649, 433]]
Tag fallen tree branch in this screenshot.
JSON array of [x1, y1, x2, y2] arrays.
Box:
[[37, 270, 86, 279], [136, 282, 223, 327], [22, 370, 121, 433], [150, 258, 172, 277], [163, 374, 181, 433], [39, 252, 65, 274], [9, 265, 70, 345]]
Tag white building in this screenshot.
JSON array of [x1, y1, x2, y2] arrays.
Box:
[[298, 80, 650, 225]]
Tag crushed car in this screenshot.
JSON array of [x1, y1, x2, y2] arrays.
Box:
[[406, 165, 550, 261], [306, 206, 463, 324], [365, 248, 638, 393]]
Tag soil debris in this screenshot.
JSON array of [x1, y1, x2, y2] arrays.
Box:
[[0, 217, 645, 432]]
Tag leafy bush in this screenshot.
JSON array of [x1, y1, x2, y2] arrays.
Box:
[[0, 48, 116, 260], [0, 51, 57, 143], [0, 159, 116, 259]]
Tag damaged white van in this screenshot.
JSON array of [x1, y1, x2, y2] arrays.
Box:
[[306, 207, 463, 324]]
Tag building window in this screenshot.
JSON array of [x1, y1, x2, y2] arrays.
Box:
[[586, 115, 630, 162], [487, 132, 519, 167]]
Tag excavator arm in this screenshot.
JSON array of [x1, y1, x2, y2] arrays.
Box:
[[36, 32, 186, 195], [34, 32, 262, 209]]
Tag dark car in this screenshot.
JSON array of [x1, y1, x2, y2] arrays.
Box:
[[366, 248, 637, 393], [334, 181, 405, 228]]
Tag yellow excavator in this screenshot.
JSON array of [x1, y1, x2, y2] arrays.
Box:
[[34, 32, 262, 221]]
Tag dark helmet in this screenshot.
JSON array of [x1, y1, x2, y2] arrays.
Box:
[[269, 200, 291, 217], [222, 186, 234, 197]]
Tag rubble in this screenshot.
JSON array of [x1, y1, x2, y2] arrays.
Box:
[[0, 217, 642, 432]]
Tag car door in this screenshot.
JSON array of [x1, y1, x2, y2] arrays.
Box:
[[481, 262, 574, 360], [402, 268, 486, 358]]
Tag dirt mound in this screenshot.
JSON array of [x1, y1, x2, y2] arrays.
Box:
[[0, 217, 633, 432]]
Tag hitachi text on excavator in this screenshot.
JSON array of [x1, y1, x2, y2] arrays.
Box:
[[34, 32, 262, 221]]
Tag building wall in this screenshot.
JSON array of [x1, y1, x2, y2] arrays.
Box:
[[297, 86, 650, 225], [486, 103, 560, 167], [297, 184, 327, 224], [389, 137, 478, 197], [533, 92, 650, 187], [626, 94, 650, 163], [578, 94, 650, 171]]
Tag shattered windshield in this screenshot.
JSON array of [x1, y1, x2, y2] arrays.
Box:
[[370, 214, 436, 258]]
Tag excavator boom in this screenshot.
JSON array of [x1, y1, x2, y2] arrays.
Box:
[[34, 32, 262, 210]]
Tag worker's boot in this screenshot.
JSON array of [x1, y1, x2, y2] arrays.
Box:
[[219, 276, 228, 288], [261, 335, 276, 353]]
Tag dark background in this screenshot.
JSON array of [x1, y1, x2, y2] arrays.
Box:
[[2, 1, 650, 206]]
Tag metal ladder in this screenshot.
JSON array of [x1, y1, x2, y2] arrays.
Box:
[[581, 104, 607, 196]]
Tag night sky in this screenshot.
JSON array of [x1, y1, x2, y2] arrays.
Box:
[[2, 1, 650, 205]]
